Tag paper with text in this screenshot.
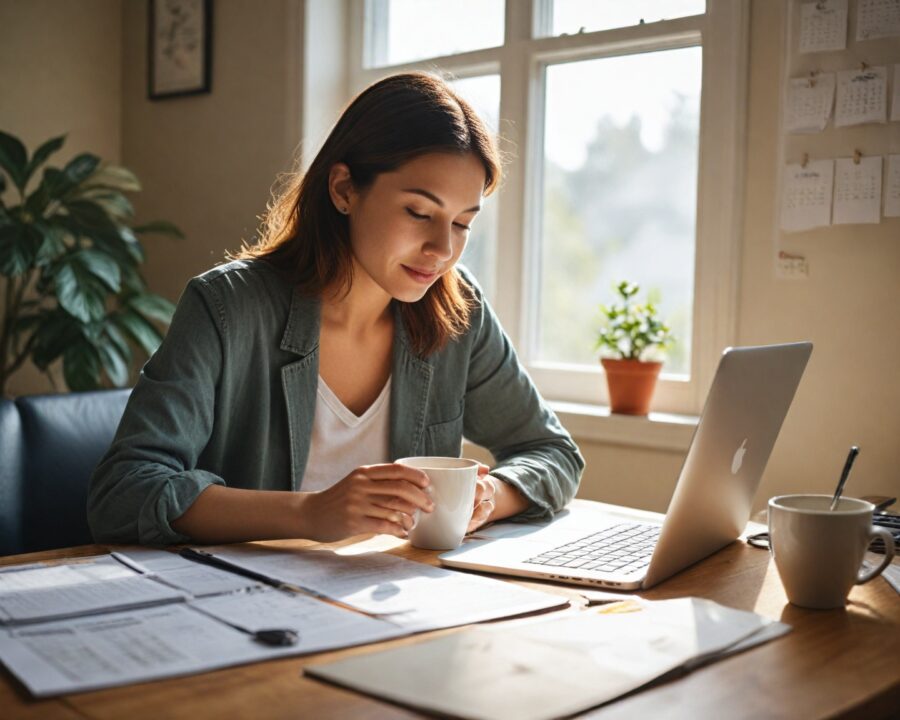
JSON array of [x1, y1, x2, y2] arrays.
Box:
[[800, 0, 848, 52], [892, 65, 900, 122], [885, 155, 900, 218], [834, 156, 882, 224], [835, 66, 887, 127], [115, 549, 262, 597], [781, 159, 834, 232], [856, 0, 900, 40], [210, 544, 566, 632], [785, 73, 835, 133]]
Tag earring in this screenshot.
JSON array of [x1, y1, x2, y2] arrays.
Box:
[[338, 206, 349, 214]]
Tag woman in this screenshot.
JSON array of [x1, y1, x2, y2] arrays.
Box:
[[88, 72, 583, 545]]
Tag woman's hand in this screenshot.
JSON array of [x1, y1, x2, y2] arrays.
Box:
[[298, 463, 434, 542], [467, 463, 499, 533]]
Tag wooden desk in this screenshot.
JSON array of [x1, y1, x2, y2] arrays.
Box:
[[3, 518, 899, 720]]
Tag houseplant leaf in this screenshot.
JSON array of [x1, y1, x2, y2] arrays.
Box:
[[0, 131, 27, 192], [114, 309, 163, 356], [23, 135, 66, 188], [62, 338, 102, 391], [54, 253, 113, 323], [128, 293, 176, 324], [0, 224, 40, 277]]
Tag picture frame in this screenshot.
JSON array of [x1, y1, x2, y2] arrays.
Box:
[[148, 0, 213, 100]]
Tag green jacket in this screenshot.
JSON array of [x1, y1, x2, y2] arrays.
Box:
[[87, 260, 583, 544]]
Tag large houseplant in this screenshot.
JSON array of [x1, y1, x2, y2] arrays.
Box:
[[595, 281, 675, 415], [0, 131, 181, 396]]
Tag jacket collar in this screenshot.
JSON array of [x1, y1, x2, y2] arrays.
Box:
[[280, 290, 321, 357]]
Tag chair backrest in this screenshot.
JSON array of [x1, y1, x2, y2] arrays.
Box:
[[0, 398, 26, 556], [14, 389, 131, 554]]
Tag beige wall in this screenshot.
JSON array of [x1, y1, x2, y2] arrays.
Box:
[[120, 0, 303, 303], [0, 0, 123, 396], [2, 1, 898, 513]]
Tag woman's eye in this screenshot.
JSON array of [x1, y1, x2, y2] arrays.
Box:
[[453, 222, 471, 232], [406, 208, 430, 220]]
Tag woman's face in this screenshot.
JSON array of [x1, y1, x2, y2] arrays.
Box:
[[336, 152, 486, 303]]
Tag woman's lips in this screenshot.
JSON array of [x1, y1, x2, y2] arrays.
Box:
[[402, 265, 439, 284]]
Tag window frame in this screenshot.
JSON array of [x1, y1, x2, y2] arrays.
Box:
[[336, 0, 748, 417]]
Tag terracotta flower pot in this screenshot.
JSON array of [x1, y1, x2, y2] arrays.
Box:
[[600, 358, 663, 416]]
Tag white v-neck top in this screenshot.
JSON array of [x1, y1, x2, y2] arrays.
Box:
[[301, 375, 392, 492]]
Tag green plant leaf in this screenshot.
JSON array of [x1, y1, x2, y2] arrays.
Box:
[[85, 165, 141, 193], [23, 135, 66, 188], [95, 335, 129, 387], [62, 339, 102, 391], [128, 292, 175, 324], [0, 131, 27, 191], [54, 253, 110, 322], [0, 171, 6, 196], [34, 222, 68, 266], [63, 153, 101, 188], [133, 220, 184, 239], [78, 249, 121, 292], [30, 310, 82, 369], [114, 309, 162, 356], [76, 189, 134, 220], [0, 223, 39, 276], [103, 320, 132, 366]]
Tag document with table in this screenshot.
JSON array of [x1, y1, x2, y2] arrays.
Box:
[[0, 545, 566, 697]]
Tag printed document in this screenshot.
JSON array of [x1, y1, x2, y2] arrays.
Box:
[[210, 544, 567, 631], [306, 597, 791, 720]]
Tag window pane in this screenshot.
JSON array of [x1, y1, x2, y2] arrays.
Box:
[[550, 0, 705, 36], [537, 47, 701, 377], [365, 0, 505, 68], [449, 75, 501, 301]]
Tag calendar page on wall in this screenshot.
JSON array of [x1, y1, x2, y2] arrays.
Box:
[[775, 0, 900, 277]]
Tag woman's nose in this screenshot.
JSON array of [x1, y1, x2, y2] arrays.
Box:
[[423, 225, 454, 261]]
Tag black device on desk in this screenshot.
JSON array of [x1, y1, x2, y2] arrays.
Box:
[[865, 496, 900, 554]]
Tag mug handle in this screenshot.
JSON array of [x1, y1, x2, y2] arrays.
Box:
[[856, 527, 896, 584]]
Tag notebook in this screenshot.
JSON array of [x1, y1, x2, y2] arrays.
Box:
[[441, 342, 812, 590]]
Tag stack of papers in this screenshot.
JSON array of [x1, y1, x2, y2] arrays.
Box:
[[306, 597, 791, 720], [0, 547, 567, 697]]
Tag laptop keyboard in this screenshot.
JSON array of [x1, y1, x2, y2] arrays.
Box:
[[524, 522, 661, 575]]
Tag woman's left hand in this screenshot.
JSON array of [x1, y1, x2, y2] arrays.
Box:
[[467, 463, 498, 533]]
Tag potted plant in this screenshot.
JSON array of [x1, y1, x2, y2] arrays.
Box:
[[595, 281, 675, 416], [0, 131, 182, 396]]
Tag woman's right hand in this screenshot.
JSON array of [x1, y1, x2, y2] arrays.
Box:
[[297, 463, 434, 542]]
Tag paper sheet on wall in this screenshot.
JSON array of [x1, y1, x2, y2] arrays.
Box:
[[799, 0, 848, 52], [885, 155, 900, 218], [834, 156, 882, 224], [856, 0, 900, 40], [835, 66, 887, 127], [780, 159, 834, 232], [785, 73, 835, 132], [892, 65, 900, 122]]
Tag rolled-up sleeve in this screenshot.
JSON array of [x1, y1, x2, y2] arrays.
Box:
[[461, 284, 584, 521], [87, 279, 226, 545]]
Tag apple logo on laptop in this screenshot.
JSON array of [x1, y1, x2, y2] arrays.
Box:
[[732, 439, 748, 474]]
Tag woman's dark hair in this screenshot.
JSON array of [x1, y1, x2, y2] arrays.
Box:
[[236, 72, 502, 356]]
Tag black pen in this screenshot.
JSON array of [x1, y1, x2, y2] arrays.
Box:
[[179, 547, 286, 589], [830, 446, 859, 511]]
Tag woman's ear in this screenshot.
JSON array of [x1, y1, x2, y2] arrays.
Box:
[[328, 163, 355, 215]]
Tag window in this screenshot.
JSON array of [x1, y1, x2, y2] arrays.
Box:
[[339, 0, 747, 417]]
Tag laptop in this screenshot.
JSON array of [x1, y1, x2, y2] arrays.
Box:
[[441, 342, 813, 590]]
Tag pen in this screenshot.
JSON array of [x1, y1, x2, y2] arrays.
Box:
[[179, 547, 286, 589]]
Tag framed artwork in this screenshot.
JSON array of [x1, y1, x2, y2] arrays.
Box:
[[148, 0, 213, 100]]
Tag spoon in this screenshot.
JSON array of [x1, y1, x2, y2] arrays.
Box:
[[830, 446, 859, 511]]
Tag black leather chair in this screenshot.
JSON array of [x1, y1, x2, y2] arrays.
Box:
[[0, 398, 25, 556], [0, 389, 130, 556]]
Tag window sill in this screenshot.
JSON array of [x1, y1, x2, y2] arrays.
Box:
[[549, 400, 698, 452]]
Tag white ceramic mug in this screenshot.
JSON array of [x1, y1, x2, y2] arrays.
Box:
[[396, 457, 478, 550], [768, 494, 895, 609]]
